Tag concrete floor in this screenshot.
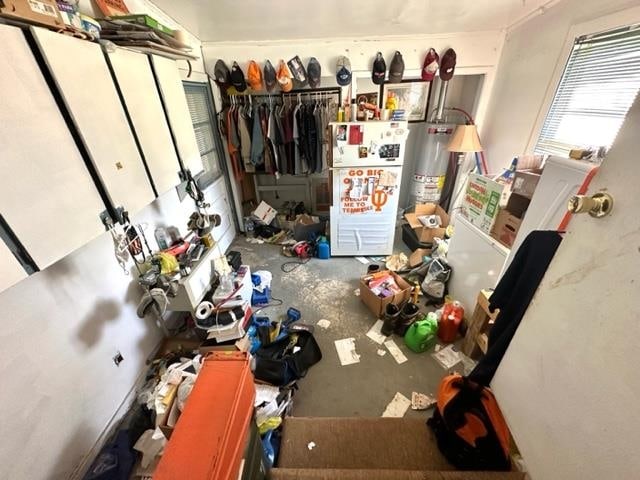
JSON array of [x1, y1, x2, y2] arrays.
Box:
[[229, 232, 459, 419]]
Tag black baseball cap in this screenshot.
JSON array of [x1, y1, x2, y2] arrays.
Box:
[[264, 60, 277, 92], [214, 59, 231, 89], [440, 48, 457, 81], [308, 57, 321, 88], [230, 61, 247, 92], [389, 51, 404, 83], [372, 52, 386, 85]]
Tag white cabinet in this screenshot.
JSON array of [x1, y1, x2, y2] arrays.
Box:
[[31, 27, 155, 216], [150, 55, 203, 176], [0, 24, 105, 274], [107, 48, 182, 195]]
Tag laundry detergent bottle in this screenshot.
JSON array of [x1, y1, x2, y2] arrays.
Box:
[[404, 312, 439, 353]]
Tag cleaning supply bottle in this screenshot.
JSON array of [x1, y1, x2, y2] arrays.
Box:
[[438, 301, 464, 343], [404, 312, 439, 353], [317, 237, 330, 260], [412, 281, 421, 304]]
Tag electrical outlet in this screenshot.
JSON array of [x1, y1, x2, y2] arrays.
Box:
[[113, 351, 124, 366]]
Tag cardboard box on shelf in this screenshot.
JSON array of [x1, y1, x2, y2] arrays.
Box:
[[490, 208, 523, 248], [461, 174, 504, 234], [360, 270, 412, 317], [0, 0, 65, 28], [404, 203, 450, 243], [505, 192, 530, 219], [512, 170, 541, 199]]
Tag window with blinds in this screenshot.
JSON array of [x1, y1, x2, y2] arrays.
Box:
[[535, 25, 640, 157], [183, 83, 222, 179]]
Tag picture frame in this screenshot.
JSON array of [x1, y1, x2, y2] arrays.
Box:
[[379, 80, 432, 123]]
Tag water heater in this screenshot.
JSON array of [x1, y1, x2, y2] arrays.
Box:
[[410, 122, 454, 205]]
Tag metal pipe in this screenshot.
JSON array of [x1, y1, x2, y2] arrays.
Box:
[[435, 80, 449, 122]]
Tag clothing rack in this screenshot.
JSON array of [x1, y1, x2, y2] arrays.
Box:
[[222, 87, 341, 107]]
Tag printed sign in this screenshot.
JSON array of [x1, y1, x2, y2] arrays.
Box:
[[340, 167, 399, 215], [461, 173, 505, 234]]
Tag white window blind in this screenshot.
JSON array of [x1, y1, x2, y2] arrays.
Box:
[[535, 25, 640, 157], [184, 83, 222, 178]]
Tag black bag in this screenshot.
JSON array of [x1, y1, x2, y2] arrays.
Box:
[[253, 330, 322, 386], [427, 374, 511, 471]]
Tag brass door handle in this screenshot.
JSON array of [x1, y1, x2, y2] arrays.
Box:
[[567, 192, 613, 218]]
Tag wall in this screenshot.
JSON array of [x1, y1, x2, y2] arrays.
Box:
[[481, 0, 640, 171], [0, 177, 234, 480], [203, 32, 504, 211]]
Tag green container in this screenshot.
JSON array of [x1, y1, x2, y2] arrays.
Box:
[[404, 313, 438, 353]]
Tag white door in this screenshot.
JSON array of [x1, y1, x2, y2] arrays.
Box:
[[150, 55, 203, 176], [107, 48, 182, 195], [492, 96, 640, 479], [0, 24, 105, 275], [31, 27, 155, 215]]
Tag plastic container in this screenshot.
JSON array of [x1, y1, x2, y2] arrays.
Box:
[[437, 301, 464, 343], [404, 313, 439, 353], [317, 237, 330, 259]]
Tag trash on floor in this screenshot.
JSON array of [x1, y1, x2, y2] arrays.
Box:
[[366, 320, 387, 345], [382, 392, 412, 417], [254, 383, 280, 407], [246, 237, 265, 244], [334, 338, 360, 366], [353, 288, 360, 296], [376, 349, 387, 357], [355, 256, 369, 264], [411, 392, 437, 410], [307, 441, 316, 450], [316, 319, 331, 329], [384, 339, 408, 364], [432, 344, 462, 370], [385, 252, 408, 271]]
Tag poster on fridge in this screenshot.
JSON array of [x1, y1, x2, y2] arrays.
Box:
[[340, 167, 399, 215]]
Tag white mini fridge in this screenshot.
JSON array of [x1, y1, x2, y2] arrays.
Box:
[[329, 121, 409, 256]]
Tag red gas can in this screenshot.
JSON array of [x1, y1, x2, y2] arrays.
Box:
[[438, 301, 464, 343]]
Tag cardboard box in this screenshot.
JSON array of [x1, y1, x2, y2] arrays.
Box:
[[112, 13, 174, 35], [512, 170, 541, 199], [158, 382, 182, 440], [408, 248, 431, 268], [293, 214, 326, 241], [461, 173, 505, 234], [505, 192, 530, 219], [0, 0, 64, 28], [251, 201, 277, 225], [490, 208, 523, 248], [360, 270, 412, 317], [404, 203, 450, 243]]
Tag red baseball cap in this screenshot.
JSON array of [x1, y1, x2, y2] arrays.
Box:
[[421, 48, 439, 81]]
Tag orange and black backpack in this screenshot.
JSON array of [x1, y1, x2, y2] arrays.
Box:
[[427, 374, 511, 471]]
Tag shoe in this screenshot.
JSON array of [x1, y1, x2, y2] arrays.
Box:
[[395, 302, 420, 336], [381, 304, 400, 336]]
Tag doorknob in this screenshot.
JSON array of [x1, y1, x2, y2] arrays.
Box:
[[567, 192, 614, 218]]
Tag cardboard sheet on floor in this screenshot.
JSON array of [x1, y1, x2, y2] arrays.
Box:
[[411, 392, 436, 410], [355, 256, 369, 264], [334, 338, 360, 366], [384, 339, 408, 364], [432, 344, 462, 369], [366, 320, 387, 344], [382, 392, 411, 417]]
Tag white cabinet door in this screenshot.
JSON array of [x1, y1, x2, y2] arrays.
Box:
[[107, 48, 181, 195], [0, 241, 27, 293], [31, 27, 155, 215], [0, 24, 105, 271], [150, 55, 203, 175]]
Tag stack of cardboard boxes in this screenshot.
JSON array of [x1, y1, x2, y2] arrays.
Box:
[[402, 203, 450, 266]]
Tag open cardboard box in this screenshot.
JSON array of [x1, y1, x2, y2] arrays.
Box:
[[360, 270, 412, 317], [491, 208, 523, 248], [404, 203, 450, 243]]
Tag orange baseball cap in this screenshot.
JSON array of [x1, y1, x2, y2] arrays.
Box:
[[247, 60, 263, 91], [277, 60, 293, 92]]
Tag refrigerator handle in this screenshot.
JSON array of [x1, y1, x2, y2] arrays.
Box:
[[355, 229, 362, 250]]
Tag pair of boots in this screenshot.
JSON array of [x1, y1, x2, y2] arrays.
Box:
[[381, 302, 420, 337]]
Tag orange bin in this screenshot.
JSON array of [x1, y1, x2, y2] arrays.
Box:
[[154, 352, 256, 480]]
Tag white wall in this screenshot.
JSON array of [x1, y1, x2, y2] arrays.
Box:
[[203, 32, 505, 211], [481, 0, 640, 171], [0, 177, 234, 480]]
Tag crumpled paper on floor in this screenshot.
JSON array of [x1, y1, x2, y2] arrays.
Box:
[[385, 253, 408, 271]]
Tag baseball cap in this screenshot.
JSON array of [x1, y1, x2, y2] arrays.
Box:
[[372, 52, 386, 85], [439, 48, 457, 81], [230, 61, 247, 92], [336, 56, 352, 86], [389, 51, 404, 83], [277, 60, 293, 92], [213, 59, 231, 89], [247, 60, 263, 91], [307, 57, 321, 88], [287, 55, 307, 87], [264, 60, 277, 92], [421, 48, 439, 81]]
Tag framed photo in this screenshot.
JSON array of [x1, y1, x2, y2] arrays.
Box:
[[355, 92, 379, 121], [380, 80, 432, 123]]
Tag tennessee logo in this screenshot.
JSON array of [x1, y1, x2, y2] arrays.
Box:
[[371, 189, 388, 211]]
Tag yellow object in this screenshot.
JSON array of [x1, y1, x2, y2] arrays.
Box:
[[157, 252, 179, 274], [447, 125, 483, 152], [258, 416, 282, 435], [385, 92, 398, 110], [412, 281, 421, 303], [161, 383, 179, 408], [201, 233, 215, 248]]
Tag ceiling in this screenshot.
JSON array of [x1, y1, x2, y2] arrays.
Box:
[[151, 0, 555, 43]]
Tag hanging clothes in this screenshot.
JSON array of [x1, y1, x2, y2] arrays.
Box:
[[468, 230, 563, 386], [314, 104, 323, 173], [226, 106, 243, 180], [250, 104, 264, 167], [237, 108, 254, 173]]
